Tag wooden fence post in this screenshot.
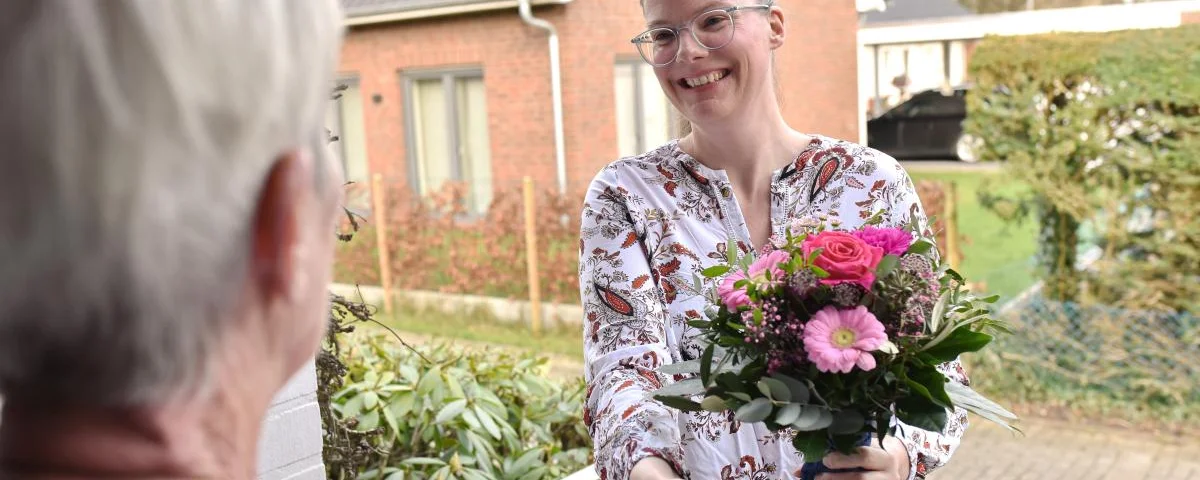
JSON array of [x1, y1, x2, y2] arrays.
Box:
[[944, 181, 961, 271], [371, 173, 394, 314], [523, 177, 543, 336]]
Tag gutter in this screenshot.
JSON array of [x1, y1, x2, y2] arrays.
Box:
[[345, 0, 571, 27], [517, 0, 568, 196]]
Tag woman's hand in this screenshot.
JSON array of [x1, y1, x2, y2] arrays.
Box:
[[797, 435, 912, 480], [630, 457, 683, 480]]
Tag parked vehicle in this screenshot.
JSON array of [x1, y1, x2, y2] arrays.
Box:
[[867, 86, 980, 162]]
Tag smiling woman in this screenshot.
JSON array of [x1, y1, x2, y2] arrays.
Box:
[[580, 1, 972, 480]]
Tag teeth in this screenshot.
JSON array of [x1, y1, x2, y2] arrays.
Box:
[[685, 70, 726, 88]]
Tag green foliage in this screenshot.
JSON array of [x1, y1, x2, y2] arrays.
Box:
[[969, 296, 1200, 429], [965, 25, 1200, 313], [328, 333, 590, 480]]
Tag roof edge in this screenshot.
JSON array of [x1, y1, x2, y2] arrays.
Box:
[[345, 0, 572, 26]]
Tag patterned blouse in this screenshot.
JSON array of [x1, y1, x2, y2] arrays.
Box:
[[578, 135, 970, 480]]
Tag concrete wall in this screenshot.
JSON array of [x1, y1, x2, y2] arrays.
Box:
[[257, 364, 326, 480]]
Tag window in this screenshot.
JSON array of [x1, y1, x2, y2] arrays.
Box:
[[327, 77, 370, 211], [614, 60, 675, 158], [403, 69, 493, 215], [327, 78, 369, 184]]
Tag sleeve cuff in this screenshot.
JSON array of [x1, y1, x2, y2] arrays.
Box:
[[629, 445, 687, 479]]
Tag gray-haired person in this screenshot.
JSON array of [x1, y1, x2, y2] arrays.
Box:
[[0, 1, 346, 478]]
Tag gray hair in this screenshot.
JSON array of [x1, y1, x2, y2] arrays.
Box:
[[0, 1, 344, 406]]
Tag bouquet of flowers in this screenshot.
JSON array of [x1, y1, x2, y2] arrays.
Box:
[[651, 212, 1019, 477]]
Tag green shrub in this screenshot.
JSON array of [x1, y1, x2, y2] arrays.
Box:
[[327, 332, 590, 480], [965, 25, 1200, 313]]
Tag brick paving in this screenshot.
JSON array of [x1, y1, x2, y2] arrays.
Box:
[[933, 418, 1200, 480]]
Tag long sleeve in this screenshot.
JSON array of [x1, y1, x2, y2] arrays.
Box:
[[579, 168, 687, 480], [877, 155, 971, 480]]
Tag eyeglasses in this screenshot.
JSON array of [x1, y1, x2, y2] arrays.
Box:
[[630, 4, 772, 67]]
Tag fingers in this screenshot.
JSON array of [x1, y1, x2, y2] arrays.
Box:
[[813, 472, 894, 480], [822, 446, 894, 471]]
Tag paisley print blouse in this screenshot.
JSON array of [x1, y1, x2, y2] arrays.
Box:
[[578, 135, 970, 480]]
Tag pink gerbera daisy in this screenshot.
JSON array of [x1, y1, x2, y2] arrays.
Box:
[[803, 306, 888, 373]]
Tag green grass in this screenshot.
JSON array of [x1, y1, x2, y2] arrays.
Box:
[[376, 307, 584, 360], [908, 169, 1039, 303]]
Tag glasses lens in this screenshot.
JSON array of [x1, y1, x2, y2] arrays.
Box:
[[692, 10, 734, 49], [636, 28, 679, 66]]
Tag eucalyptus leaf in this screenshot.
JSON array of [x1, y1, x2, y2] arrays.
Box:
[[658, 359, 701, 376], [775, 403, 803, 425], [770, 373, 810, 404], [791, 406, 834, 431], [757, 378, 792, 403], [650, 378, 705, 398], [734, 398, 773, 423]]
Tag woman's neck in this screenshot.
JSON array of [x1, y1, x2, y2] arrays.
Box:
[[683, 110, 812, 197]]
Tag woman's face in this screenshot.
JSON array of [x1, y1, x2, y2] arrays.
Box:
[[640, 0, 783, 128]]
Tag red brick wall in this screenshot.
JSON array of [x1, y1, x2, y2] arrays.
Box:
[[338, 0, 859, 197], [1183, 11, 1200, 24]]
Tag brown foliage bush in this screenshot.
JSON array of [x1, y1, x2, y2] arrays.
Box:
[[336, 180, 583, 304]]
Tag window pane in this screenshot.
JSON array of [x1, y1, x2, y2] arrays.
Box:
[[613, 63, 639, 158], [413, 78, 453, 197], [339, 82, 369, 184], [456, 76, 492, 214], [638, 65, 671, 151]]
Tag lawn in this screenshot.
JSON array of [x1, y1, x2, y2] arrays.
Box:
[[908, 168, 1039, 303], [375, 307, 585, 360]]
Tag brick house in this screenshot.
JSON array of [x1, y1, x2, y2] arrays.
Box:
[[331, 0, 860, 213]]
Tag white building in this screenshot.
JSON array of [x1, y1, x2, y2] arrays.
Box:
[[856, 0, 1200, 144]]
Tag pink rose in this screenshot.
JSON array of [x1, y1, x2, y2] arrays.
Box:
[[748, 250, 791, 286], [716, 250, 791, 311], [718, 271, 751, 311], [852, 226, 913, 257], [802, 231, 884, 290]]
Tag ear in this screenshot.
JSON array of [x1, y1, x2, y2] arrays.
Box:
[[767, 6, 786, 50], [249, 150, 313, 301]]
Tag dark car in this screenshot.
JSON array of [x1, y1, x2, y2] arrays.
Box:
[[867, 86, 980, 162]]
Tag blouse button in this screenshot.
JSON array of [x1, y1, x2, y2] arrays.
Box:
[[721, 186, 732, 198]]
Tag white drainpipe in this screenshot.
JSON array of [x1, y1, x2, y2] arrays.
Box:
[[518, 0, 568, 196]]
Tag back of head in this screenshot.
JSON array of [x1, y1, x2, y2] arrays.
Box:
[[0, 0, 343, 407]]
